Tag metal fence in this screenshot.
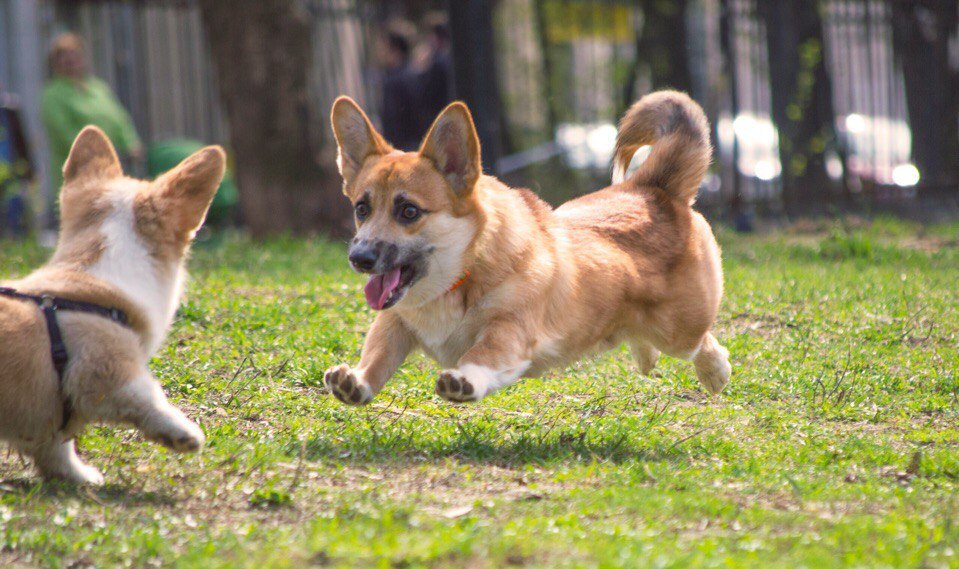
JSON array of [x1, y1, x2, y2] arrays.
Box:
[[306, 0, 382, 153], [823, 1, 912, 192], [491, 0, 957, 216], [50, 0, 384, 153], [718, 0, 926, 214], [55, 2, 227, 146], [2, 0, 956, 219]]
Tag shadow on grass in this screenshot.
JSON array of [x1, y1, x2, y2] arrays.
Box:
[[0, 477, 177, 506], [295, 425, 699, 467]]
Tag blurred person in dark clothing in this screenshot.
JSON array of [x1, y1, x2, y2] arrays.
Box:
[[0, 87, 35, 238], [379, 22, 420, 151], [415, 12, 453, 134]]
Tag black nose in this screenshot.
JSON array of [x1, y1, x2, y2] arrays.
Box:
[[348, 247, 378, 271]]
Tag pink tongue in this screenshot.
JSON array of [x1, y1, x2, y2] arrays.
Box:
[[364, 267, 403, 310]]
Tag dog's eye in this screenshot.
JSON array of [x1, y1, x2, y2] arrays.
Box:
[[400, 204, 421, 222], [355, 202, 370, 220]]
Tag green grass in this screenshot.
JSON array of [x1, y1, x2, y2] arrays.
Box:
[[1, 217, 958, 568]]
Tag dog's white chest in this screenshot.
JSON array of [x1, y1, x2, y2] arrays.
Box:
[[399, 300, 475, 368]]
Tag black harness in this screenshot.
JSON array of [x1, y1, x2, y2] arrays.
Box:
[[0, 286, 131, 432]]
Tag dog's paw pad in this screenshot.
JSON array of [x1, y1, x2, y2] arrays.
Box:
[[324, 365, 373, 406], [435, 370, 479, 403]]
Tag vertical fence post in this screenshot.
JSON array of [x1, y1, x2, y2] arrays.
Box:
[[9, 0, 48, 218], [718, 0, 741, 218], [447, 0, 502, 173]]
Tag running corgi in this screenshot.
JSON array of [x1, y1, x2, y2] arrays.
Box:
[[0, 126, 224, 483], [325, 91, 730, 405]]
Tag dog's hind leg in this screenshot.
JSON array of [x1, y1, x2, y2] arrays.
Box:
[[629, 339, 660, 376], [691, 332, 731, 395], [30, 437, 104, 485]]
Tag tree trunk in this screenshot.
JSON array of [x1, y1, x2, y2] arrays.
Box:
[[891, 1, 959, 192], [448, 0, 504, 172], [197, 0, 352, 237], [623, 0, 692, 116], [759, 0, 837, 216], [640, 0, 693, 93]]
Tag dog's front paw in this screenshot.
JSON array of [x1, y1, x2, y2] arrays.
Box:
[[324, 364, 373, 406], [139, 405, 205, 453], [151, 418, 205, 453], [435, 369, 481, 403]]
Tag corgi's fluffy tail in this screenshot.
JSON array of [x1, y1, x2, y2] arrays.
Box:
[[612, 90, 711, 205]]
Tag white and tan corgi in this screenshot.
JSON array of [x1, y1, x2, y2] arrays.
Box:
[[0, 126, 224, 484], [324, 90, 731, 406]]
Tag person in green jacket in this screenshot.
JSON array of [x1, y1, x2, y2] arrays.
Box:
[[41, 33, 142, 202]]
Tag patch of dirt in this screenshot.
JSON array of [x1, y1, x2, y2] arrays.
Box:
[[0, 550, 36, 569], [898, 235, 957, 253], [726, 311, 793, 338], [1, 457, 581, 534]]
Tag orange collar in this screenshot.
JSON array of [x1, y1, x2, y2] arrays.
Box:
[[447, 270, 471, 293]]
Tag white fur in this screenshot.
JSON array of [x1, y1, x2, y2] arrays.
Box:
[[29, 438, 104, 485], [456, 361, 531, 398], [325, 364, 374, 405], [400, 295, 472, 367], [402, 212, 477, 308], [70, 371, 205, 452], [692, 333, 730, 394], [399, 201, 553, 372], [390, 212, 482, 364], [86, 181, 185, 354], [119, 376, 205, 450], [611, 163, 626, 185], [611, 145, 651, 185]]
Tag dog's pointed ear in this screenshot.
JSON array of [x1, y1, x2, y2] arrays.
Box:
[[153, 146, 226, 236], [63, 126, 123, 184], [331, 96, 390, 187], [419, 102, 481, 197]]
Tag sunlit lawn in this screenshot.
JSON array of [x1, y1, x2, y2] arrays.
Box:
[[1, 217, 958, 567]]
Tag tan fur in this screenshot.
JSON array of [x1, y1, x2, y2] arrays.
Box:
[[325, 92, 730, 405], [0, 126, 225, 483], [612, 90, 711, 204]]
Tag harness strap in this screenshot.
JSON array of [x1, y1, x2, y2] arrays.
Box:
[[39, 298, 72, 428], [0, 286, 131, 433]]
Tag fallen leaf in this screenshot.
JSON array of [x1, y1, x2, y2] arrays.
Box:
[[442, 505, 473, 519]]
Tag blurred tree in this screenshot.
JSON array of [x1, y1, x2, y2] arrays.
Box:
[[197, 0, 351, 237], [892, 1, 959, 191], [758, 0, 838, 215], [642, 0, 692, 92], [623, 0, 692, 114], [448, 0, 503, 171]]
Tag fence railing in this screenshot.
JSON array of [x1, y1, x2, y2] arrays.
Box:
[[2, 0, 955, 219]]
